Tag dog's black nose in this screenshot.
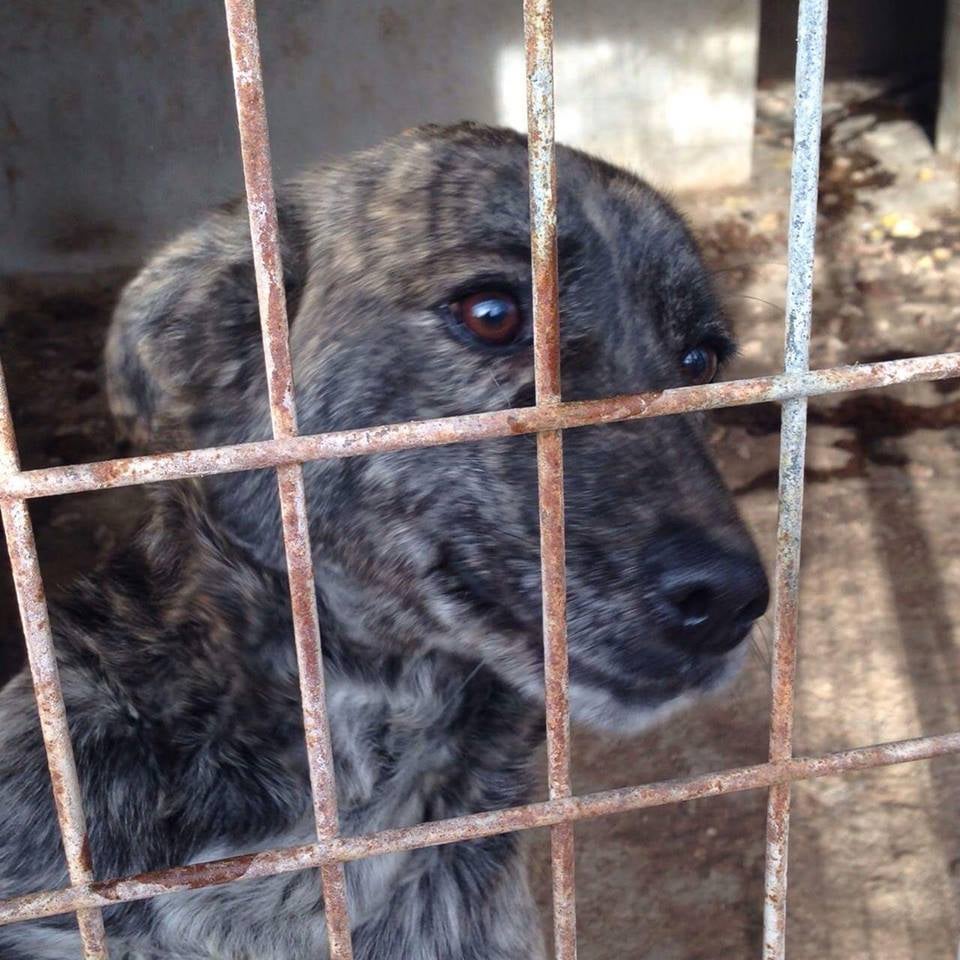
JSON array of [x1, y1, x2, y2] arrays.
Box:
[[647, 531, 769, 655]]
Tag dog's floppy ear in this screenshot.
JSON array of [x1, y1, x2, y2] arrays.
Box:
[[105, 197, 308, 569], [106, 197, 307, 449]]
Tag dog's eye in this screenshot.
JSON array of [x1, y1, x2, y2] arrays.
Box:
[[681, 346, 719, 384], [452, 292, 523, 346]]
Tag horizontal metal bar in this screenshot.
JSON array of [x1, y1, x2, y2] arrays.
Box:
[[1, 731, 957, 929], [1, 353, 957, 503]]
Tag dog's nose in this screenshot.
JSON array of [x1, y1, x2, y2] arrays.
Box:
[[647, 532, 769, 655]]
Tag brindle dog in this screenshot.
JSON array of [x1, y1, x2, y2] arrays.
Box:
[[0, 123, 768, 959]]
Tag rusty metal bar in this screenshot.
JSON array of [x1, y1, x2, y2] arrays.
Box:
[[222, 2, 353, 955], [2, 353, 957, 504], [0, 362, 109, 959], [2, 730, 958, 930], [523, 0, 577, 956], [763, 1, 829, 956]]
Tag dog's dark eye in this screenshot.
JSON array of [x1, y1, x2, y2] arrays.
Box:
[[452, 292, 523, 346], [680, 346, 719, 385]]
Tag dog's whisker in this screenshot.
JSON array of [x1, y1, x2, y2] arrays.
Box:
[[749, 631, 771, 671], [742, 617, 772, 672], [710, 260, 789, 276], [724, 293, 787, 315]]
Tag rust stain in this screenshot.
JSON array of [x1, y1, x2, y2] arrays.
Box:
[[377, 6, 409, 41]]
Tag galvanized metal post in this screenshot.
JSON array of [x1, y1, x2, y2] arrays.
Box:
[[763, 0, 829, 956]]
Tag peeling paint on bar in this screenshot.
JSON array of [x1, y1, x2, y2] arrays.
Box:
[[764, 1, 829, 957], [223, 1, 354, 954], [523, 0, 578, 956], [0, 363, 109, 959], [1, 355, 957, 504], [2, 732, 958, 930]]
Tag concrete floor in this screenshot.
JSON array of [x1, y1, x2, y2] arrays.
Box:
[[0, 81, 958, 957]]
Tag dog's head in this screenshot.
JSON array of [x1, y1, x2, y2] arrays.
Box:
[[108, 122, 768, 732]]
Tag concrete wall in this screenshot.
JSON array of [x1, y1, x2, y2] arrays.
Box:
[[937, 0, 960, 156], [0, 0, 760, 275]]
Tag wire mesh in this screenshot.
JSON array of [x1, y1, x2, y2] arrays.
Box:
[[0, 0, 957, 958]]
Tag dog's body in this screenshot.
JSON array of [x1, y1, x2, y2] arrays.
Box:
[[0, 124, 767, 959], [0, 489, 542, 959]]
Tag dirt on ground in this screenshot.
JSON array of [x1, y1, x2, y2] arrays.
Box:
[[0, 80, 958, 958]]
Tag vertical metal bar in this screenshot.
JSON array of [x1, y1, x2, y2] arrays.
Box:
[[523, 1, 577, 957], [0, 362, 109, 960], [763, 1, 828, 957], [222, 2, 353, 956]]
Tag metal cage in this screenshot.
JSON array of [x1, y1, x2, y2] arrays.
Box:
[[0, 0, 958, 957]]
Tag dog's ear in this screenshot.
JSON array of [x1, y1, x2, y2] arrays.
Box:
[[106, 197, 308, 449], [105, 197, 308, 569]]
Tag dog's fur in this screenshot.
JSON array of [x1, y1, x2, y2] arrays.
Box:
[[0, 123, 766, 959]]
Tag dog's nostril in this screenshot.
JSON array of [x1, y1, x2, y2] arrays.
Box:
[[668, 585, 713, 628], [648, 531, 769, 655]]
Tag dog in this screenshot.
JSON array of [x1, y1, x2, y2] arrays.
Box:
[[0, 123, 768, 959]]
